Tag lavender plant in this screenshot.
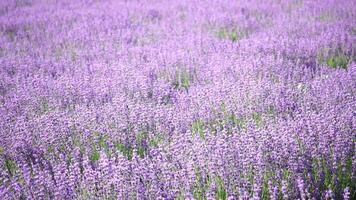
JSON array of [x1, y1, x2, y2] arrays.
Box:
[[0, 0, 355, 199]]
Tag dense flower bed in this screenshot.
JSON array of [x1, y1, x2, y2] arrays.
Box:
[[0, 0, 355, 199]]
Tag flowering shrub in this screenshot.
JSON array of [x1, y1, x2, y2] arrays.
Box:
[[0, 0, 355, 199]]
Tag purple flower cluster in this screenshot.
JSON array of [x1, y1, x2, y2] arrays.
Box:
[[0, 0, 355, 199]]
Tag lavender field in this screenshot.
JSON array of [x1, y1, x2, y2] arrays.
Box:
[[0, 0, 355, 199]]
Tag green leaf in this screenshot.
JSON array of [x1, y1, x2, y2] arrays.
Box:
[[90, 147, 100, 162], [326, 55, 349, 69], [192, 119, 205, 139], [215, 176, 227, 200], [4, 158, 17, 176], [252, 112, 263, 127], [116, 143, 133, 160], [229, 31, 238, 42]]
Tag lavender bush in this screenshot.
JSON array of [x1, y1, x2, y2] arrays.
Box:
[[0, 0, 355, 199]]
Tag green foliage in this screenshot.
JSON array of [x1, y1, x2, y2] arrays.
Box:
[[74, 136, 86, 155], [192, 119, 205, 139], [98, 135, 111, 157], [175, 191, 185, 200], [34, 98, 53, 116], [78, 188, 90, 200], [261, 171, 275, 200], [282, 169, 291, 181], [149, 134, 164, 148], [116, 143, 133, 160], [228, 114, 240, 127], [207, 118, 224, 135], [261, 178, 269, 200], [221, 104, 247, 133], [326, 55, 349, 69], [317, 48, 350, 69], [45, 144, 58, 161], [229, 31, 238, 42], [215, 176, 227, 200], [295, 134, 305, 154], [193, 168, 211, 200], [211, 103, 246, 134], [306, 154, 355, 198], [321, 158, 333, 190], [174, 68, 191, 90], [136, 131, 148, 158], [252, 112, 263, 127], [239, 166, 256, 196], [110, 131, 162, 160], [217, 28, 228, 39], [90, 146, 100, 162], [266, 105, 276, 118], [247, 170, 255, 195], [216, 27, 248, 42], [4, 158, 17, 176], [338, 157, 353, 190], [311, 157, 319, 184]]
